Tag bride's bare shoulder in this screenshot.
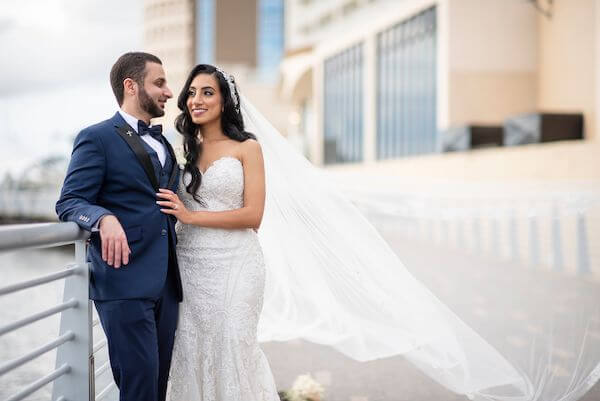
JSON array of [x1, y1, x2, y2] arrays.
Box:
[[238, 139, 264, 169], [240, 138, 262, 156]]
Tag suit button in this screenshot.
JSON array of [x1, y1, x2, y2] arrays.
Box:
[[161, 229, 167, 236]]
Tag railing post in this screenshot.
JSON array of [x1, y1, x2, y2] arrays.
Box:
[[456, 219, 466, 251], [529, 216, 540, 268], [551, 206, 564, 272], [508, 209, 519, 262], [576, 211, 591, 275], [472, 217, 482, 255], [441, 219, 449, 246], [52, 239, 92, 401], [490, 218, 500, 259]]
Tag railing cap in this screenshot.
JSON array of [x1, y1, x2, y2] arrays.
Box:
[[0, 222, 90, 252]]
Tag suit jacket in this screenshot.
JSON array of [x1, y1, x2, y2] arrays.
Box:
[[56, 112, 182, 301]]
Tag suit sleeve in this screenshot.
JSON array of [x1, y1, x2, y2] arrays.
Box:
[[55, 129, 113, 231]]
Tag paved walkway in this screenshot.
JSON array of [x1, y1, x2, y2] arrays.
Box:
[[263, 233, 600, 401]]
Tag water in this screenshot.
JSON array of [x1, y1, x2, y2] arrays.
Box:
[[0, 247, 74, 400]]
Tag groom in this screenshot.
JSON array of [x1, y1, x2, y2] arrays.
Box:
[[56, 52, 182, 401]]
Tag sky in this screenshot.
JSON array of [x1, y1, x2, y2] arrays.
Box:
[[0, 0, 142, 175]]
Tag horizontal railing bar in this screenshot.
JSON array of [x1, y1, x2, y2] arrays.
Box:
[[0, 264, 80, 297], [0, 222, 89, 252], [0, 299, 78, 337], [96, 382, 116, 400], [95, 360, 111, 377], [0, 331, 74, 376], [93, 338, 107, 354], [5, 363, 70, 401]]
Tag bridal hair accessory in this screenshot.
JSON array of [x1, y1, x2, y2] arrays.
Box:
[[215, 66, 240, 111]]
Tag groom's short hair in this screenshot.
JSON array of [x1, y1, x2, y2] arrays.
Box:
[[110, 52, 162, 106]]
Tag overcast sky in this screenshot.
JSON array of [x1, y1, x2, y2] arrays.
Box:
[[0, 0, 142, 175]]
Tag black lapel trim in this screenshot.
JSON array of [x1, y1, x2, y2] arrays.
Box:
[[163, 138, 179, 189], [115, 124, 159, 192]]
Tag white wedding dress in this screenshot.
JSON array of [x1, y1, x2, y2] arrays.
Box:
[[166, 156, 280, 401]]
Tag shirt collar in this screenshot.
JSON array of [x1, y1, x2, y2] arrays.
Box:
[[118, 109, 146, 134]]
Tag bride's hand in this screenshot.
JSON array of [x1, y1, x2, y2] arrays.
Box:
[[157, 189, 191, 224]]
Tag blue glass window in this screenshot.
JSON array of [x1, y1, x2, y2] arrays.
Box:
[[258, 0, 284, 79], [376, 7, 437, 159], [323, 43, 364, 164], [195, 0, 215, 64]]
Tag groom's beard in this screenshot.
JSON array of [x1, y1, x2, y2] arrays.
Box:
[[139, 86, 165, 119]]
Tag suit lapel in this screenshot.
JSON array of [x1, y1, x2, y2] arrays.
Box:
[[163, 138, 179, 189], [114, 123, 160, 192]]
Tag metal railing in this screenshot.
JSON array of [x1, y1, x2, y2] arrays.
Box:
[[0, 222, 116, 401], [352, 192, 599, 278]]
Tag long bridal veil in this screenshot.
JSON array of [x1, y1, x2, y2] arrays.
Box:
[[240, 94, 600, 400]]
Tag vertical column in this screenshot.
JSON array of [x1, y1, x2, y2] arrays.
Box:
[[363, 35, 377, 163], [52, 239, 92, 401], [195, 0, 215, 64], [312, 59, 324, 165], [392, 24, 401, 158], [595, 0, 600, 142], [436, 0, 449, 150]]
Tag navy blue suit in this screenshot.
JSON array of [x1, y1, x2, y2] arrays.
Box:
[[56, 112, 182, 401]]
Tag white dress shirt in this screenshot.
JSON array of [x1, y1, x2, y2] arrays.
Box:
[[118, 109, 166, 166]]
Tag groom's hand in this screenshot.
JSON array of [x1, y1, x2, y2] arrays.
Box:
[[98, 215, 130, 268]]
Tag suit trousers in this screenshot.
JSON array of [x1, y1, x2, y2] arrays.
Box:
[[95, 257, 179, 401]]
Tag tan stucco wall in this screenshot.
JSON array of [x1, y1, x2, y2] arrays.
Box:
[[449, 71, 537, 125], [216, 0, 257, 66], [447, 0, 538, 127], [329, 140, 600, 181], [282, 0, 599, 181], [537, 0, 597, 140]]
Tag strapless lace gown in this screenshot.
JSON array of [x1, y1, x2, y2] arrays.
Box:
[[166, 157, 279, 401]]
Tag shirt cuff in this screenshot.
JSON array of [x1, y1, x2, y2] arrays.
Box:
[[92, 213, 112, 232]]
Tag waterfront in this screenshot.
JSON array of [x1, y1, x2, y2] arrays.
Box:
[[2, 230, 600, 400], [0, 247, 71, 400]]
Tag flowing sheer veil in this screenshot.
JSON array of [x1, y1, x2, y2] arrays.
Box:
[[239, 95, 533, 400]]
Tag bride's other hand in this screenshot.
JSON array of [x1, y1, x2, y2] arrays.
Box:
[[157, 189, 192, 224]]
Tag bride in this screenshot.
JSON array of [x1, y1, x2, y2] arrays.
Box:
[[157, 64, 279, 400], [157, 64, 532, 401]]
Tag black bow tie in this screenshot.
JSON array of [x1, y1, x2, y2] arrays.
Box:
[[138, 121, 163, 141]]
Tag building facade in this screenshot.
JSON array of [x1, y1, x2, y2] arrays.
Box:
[[143, 0, 288, 137], [143, 0, 195, 137], [280, 0, 600, 180]]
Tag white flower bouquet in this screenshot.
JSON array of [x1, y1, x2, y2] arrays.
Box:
[[280, 374, 325, 401]]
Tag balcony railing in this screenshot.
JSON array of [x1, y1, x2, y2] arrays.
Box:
[[0, 222, 115, 401]]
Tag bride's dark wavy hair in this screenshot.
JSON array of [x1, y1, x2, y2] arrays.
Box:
[[175, 64, 256, 203]]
